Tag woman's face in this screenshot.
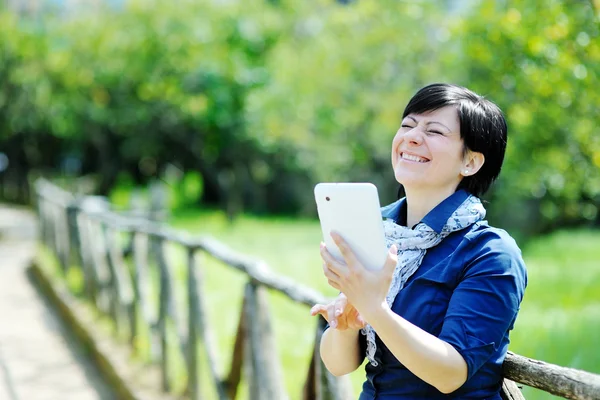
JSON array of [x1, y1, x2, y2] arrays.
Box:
[[391, 106, 468, 195]]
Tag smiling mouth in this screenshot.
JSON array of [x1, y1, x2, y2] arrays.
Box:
[[400, 152, 430, 163]]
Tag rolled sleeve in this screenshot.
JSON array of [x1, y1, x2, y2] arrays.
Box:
[[439, 232, 527, 381], [440, 317, 496, 381]]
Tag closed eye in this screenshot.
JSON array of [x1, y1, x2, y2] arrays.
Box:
[[401, 124, 414, 129], [427, 130, 443, 135]]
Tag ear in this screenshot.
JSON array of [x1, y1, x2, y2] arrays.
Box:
[[461, 151, 485, 177]]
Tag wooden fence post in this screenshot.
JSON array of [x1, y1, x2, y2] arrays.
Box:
[[76, 212, 97, 303], [187, 248, 229, 400], [52, 203, 70, 275], [145, 236, 162, 363], [187, 247, 200, 400], [132, 231, 153, 356], [35, 192, 49, 247], [303, 317, 354, 400], [86, 219, 113, 314], [78, 196, 111, 304], [244, 282, 287, 400], [502, 379, 526, 400], [105, 226, 135, 343], [226, 295, 248, 400], [155, 238, 171, 392], [153, 237, 188, 393], [66, 200, 86, 294], [101, 224, 123, 333]]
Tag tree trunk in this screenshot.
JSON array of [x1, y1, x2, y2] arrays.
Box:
[[94, 130, 121, 196]]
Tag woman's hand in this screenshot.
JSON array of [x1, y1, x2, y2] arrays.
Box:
[[320, 232, 398, 320], [310, 292, 365, 330], [312, 292, 366, 376]]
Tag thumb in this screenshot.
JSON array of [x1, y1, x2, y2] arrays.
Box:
[[384, 244, 398, 275], [356, 314, 366, 328]]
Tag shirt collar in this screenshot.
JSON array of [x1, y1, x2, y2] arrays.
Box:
[[381, 189, 470, 234], [381, 198, 405, 222]]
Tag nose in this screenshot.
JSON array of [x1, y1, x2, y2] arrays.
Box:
[[403, 126, 424, 146]]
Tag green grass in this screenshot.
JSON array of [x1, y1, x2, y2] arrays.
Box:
[[508, 230, 600, 399], [169, 209, 600, 400]]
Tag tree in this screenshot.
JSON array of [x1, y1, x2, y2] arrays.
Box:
[[449, 0, 600, 236]]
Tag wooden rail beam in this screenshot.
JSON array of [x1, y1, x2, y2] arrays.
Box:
[[504, 352, 600, 400]]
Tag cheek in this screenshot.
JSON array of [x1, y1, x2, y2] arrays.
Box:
[[431, 145, 462, 170], [391, 132, 403, 161]]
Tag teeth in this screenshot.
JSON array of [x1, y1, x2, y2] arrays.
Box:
[[401, 153, 428, 163]]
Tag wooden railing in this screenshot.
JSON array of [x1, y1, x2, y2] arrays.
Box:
[[34, 178, 600, 400]]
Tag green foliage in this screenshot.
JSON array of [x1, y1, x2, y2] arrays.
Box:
[[448, 0, 600, 234], [1, 0, 295, 207], [0, 0, 599, 235], [246, 0, 453, 207]]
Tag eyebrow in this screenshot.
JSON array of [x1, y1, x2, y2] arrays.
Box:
[[405, 115, 451, 132]]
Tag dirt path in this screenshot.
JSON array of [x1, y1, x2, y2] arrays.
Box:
[[0, 205, 116, 400]]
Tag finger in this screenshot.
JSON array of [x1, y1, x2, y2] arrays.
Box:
[[327, 279, 341, 291], [310, 304, 326, 316], [323, 262, 342, 290], [322, 261, 341, 280], [315, 309, 329, 321], [327, 305, 338, 328], [334, 294, 348, 317], [310, 306, 330, 323], [330, 231, 360, 268], [320, 245, 348, 277], [384, 244, 398, 276], [322, 262, 346, 286], [320, 243, 341, 266], [356, 314, 366, 327]]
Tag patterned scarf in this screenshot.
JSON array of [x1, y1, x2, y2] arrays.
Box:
[[362, 195, 486, 366]]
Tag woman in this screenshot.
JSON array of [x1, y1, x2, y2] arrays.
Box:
[[310, 83, 527, 399]]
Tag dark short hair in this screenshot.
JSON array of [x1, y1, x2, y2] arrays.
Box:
[[402, 83, 508, 197]]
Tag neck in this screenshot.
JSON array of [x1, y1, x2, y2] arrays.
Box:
[[403, 186, 458, 228]]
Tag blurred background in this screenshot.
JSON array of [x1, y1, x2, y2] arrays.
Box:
[[0, 0, 599, 399]]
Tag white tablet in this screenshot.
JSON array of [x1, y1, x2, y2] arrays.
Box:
[[314, 183, 388, 271]]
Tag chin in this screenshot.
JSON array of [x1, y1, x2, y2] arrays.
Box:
[[394, 172, 416, 187]]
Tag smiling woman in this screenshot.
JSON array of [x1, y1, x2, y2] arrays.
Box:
[[310, 83, 527, 399]]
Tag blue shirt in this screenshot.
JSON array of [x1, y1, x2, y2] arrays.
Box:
[[355, 190, 528, 399]]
